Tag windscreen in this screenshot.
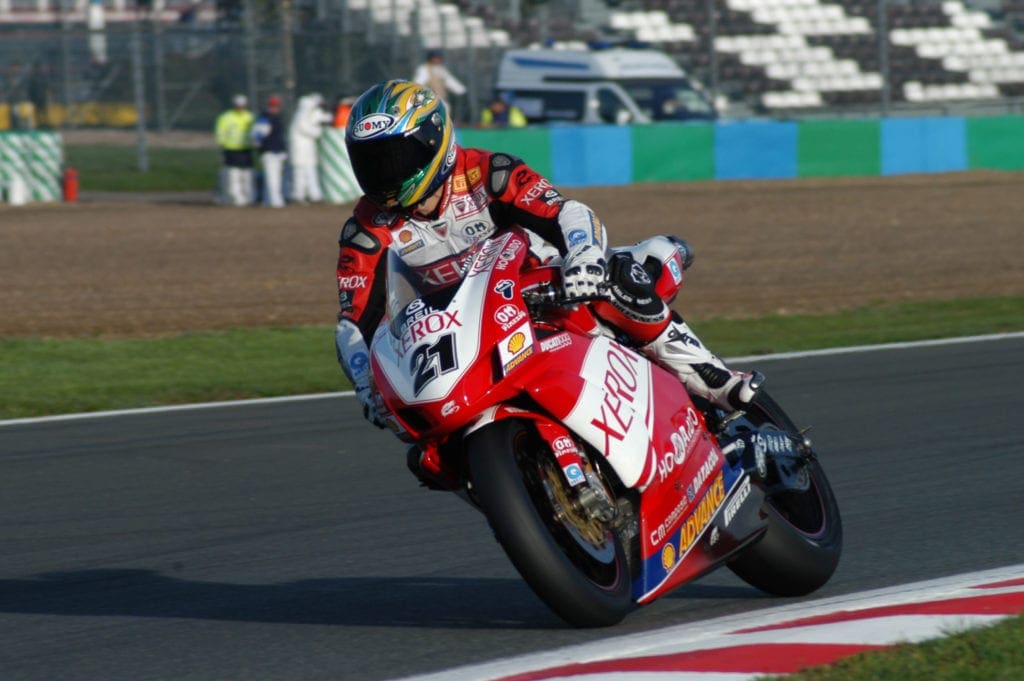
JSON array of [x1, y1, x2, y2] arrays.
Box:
[[620, 79, 716, 121], [385, 243, 475, 339]]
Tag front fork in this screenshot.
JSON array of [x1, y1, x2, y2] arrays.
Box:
[[718, 418, 815, 495]]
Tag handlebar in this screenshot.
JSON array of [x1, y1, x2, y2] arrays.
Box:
[[522, 282, 609, 309]]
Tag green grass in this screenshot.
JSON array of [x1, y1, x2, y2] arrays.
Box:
[[0, 327, 340, 419], [759, 614, 1024, 680], [65, 145, 219, 192], [694, 295, 1024, 358], [1, 296, 1021, 420]]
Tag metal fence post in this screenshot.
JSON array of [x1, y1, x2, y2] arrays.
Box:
[[878, 0, 890, 117], [708, 0, 719, 111], [130, 9, 149, 172]]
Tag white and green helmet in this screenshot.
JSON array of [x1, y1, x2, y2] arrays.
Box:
[[345, 80, 456, 210]]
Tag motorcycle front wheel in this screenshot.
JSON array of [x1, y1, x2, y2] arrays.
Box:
[[466, 419, 633, 627]]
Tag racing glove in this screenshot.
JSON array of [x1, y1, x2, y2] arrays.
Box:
[[561, 244, 607, 301], [355, 382, 387, 429], [604, 252, 666, 324]]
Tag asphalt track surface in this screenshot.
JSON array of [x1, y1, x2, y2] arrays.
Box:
[[1, 336, 1022, 681]]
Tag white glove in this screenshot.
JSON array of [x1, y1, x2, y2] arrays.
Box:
[[356, 383, 386, 429], [561, 246, 607, 301]]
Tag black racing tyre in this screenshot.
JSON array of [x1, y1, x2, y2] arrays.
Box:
[[466, 419, 633, 627], [726, 391, 843, 596]]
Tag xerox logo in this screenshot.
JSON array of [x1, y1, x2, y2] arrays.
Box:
[[352, 114, 395, 139]]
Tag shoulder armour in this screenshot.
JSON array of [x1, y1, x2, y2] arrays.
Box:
[[338, 218, 382, 254], [488, 153, 523, 196]]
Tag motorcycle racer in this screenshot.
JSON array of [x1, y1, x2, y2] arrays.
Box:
[[334, 80, 759, 439]]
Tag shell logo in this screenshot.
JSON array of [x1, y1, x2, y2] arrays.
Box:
[[661, 543, 676, 571], [507, 332, 526, 353]]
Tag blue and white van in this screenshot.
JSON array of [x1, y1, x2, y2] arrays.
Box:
[[496, 46, 717, 125]]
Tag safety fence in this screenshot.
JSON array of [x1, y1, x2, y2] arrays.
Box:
[[318, 128, 362, 204], [454, 114, 1024, 187], [0, 131, 63, 204]]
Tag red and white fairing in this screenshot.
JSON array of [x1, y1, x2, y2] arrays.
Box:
[[370, 227, 762, 603]]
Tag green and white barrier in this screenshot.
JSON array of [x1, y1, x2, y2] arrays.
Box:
[[0, 131, 63, 205], [318, 128, 362, 205]]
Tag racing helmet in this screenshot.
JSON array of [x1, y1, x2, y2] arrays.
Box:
[[345, 80, 456, 210]]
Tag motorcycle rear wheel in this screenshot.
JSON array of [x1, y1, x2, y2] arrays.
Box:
[[726, 390, 843, 596], [467, 419, 633, 627]]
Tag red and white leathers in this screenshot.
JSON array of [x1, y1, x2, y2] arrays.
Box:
[[600, 237, 759, 411], [334, 146, 754, 425]]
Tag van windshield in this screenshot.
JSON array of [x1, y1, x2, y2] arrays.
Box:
[[620, 79, 716, 121]]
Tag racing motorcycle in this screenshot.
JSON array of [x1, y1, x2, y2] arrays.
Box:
[[368, 227, 842, 627]]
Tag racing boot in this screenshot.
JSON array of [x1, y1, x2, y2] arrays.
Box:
[[642, 313, 763, 412]]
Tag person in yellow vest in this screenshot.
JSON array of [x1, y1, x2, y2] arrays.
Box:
[[215, 94, 256, 206], [479, 93, 527, 128]]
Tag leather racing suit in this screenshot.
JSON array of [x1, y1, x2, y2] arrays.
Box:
[[334, 146, 755, 432]]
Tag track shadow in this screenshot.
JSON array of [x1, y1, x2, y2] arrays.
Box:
[[0, 569, 565, 629], [664, 582, 767, 601]]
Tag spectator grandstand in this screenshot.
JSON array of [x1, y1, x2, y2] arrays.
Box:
[[2, 0, 1024, 125]]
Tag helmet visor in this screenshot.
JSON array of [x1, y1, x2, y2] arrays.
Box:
[[348, 133, 437, 207]]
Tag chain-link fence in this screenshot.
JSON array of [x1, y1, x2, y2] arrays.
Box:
[[0, 1, 510, 132], [2, 0, 1024, 133]]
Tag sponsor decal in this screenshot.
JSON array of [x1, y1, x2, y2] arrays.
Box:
[[352, 113, 395, 139], [498, 321, 534, 375], [494, 279, 515, 300], [667, 325, 701, 348], [467, 167, 481, 184], [567, 229, 588, 247], [542, 189, 563, 205], [708, 526, 720, 547], [588, 211, 604, 245], [661, 543, 676, 571], [452, 186, 488, 219], [494, 303, 526, 331], [398, 229, 414, 244], [349, 351, 369, 374], [685, 448, 721, 501], [553, 435, 577, 456], [440, 400, 460, 417], [629, 261, 651, 285], [414, 252, 472, 290], [520, 178, 553, 205], [668, 257, 683, 284], [430, 221, 449, 239], [338, 275, 368, 288], [463, 221, 491, 238], [495, 238, 524, 271], [399, 310, 461, 355], [452, 174, 467, 192], [400, 239, 425, 256], [589, 342, 643, 455], [656, 407, 703, 483], [563, 463, 585, 486], [680, 472, 726, 553], [651, 491, 690, 547], [540, 332, 572, 353], [468, 236, 509, 276], [507, 331, 526, 353], [724, 476, 752, 527]]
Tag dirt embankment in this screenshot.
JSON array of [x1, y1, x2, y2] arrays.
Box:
[[2, 171, 1022, 338]]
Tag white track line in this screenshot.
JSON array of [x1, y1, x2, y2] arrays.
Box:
[[390, 564, 1024, 681], [2, 332, 1022, 428]]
